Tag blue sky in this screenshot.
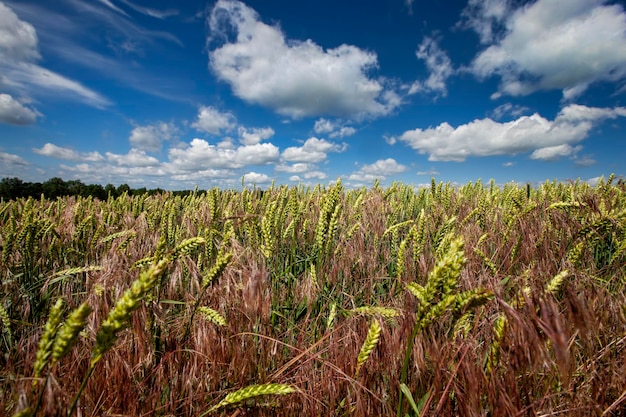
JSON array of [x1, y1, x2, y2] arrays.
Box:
[[1, 0, 626, 189]]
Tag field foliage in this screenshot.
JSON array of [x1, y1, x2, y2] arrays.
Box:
[[1, 176, 625, 416]]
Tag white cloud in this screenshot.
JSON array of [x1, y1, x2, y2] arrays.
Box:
[[0, 151, 29, 175], [313, 118, 357, 138], [106, 148, 160, 167], [129, 122, 177, 152], [207, 0, 399, 119], [33, 143, 104, 162], [361, 158, 408, 176], [416, 169, 440, 176], [349, 158, 407, 182], [191, 106, 236, 135], [530, 144, 582, 161], [0, 93, 39, 125], [118, 0, 178, 19], [468, 0, 626, 99], [289, 175, 301, 182], [304, 170, 327, 180], [0, 2, 40, 61], [458, 0, 512, 44], [282, 137, 346, 163], [275, 162, 312, 173], [490, 102, 530, 120], [0, 2, 110, 108], [238, 126, 274, 145], [409, 36, 454, 97], [399, 104, 626, 161], [243, 171, 271, 184], [168, 138, 279, 170]]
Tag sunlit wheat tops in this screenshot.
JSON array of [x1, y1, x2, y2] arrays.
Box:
[[1, 176, 625, 416]]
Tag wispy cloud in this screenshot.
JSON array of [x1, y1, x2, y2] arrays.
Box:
[[409, 36, 454, 97], [0, 2, 111, 109]]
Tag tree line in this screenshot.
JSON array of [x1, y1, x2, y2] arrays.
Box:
[[0, 177, 200, 200]]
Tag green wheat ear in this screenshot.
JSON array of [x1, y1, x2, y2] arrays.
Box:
[[50, 302, 92, 366], [33, 298, 65, 384], [355, 319, 382, 375], [197, 306, 227, 327], [204, 383, 296, 415]]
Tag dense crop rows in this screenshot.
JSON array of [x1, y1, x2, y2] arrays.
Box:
[[1, 177, 625, 416]]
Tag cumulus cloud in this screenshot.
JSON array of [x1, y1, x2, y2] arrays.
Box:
[[238, 126, 275, 145], [243, 171, 271, 184], [304, 170, 327, 180], [398, 104, 626, 161], [0, 93, 39, 125], [530, 144, 582, 161], [458, 0, 512, 44], [0, 151, 29, 175], [348, 158, 407, 181], [106, 148, 161, 167], [275, 162, 312, 173], [168, 138, 279, 170], [282, 137, 346, 163], [33, 143, 104, 162], [466, 0, 626, 99], [409, 36, 454, 97], [313, 118, 357, 138], [191, 106, 236, 135], [129, 122, 177, 152], [207, 0, 399, 119]]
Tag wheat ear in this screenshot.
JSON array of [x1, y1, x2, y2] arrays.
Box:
[[50, 302, 92, 365], [197, 306, 227, 327], [204, 383, 296, 414], [355, 319, 382, 376], [33, 298, 65, 383]]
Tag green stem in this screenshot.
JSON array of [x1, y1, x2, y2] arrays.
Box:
[[67, 363, 96, 417], [31, 374, 49, 416], [397, 316, 423, 417]]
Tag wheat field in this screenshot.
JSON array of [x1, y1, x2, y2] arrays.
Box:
[[1, 177, 625, 416]]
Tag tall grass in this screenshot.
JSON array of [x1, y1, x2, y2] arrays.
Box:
[[0, 177, 625, 416]]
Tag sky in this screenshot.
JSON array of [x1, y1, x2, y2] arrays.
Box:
[[1, 0, 626, 190]]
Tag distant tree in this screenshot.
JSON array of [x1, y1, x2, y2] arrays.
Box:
[[25, 182, 43, 198], [117, 183, 131, 196], [66, 179, 85, 197], [104, 183, 117, 198], [132, 187, 147, 196], [42, 177, 69, 199], [84, 183, 106, 200], [0, 177, 25, 200]]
